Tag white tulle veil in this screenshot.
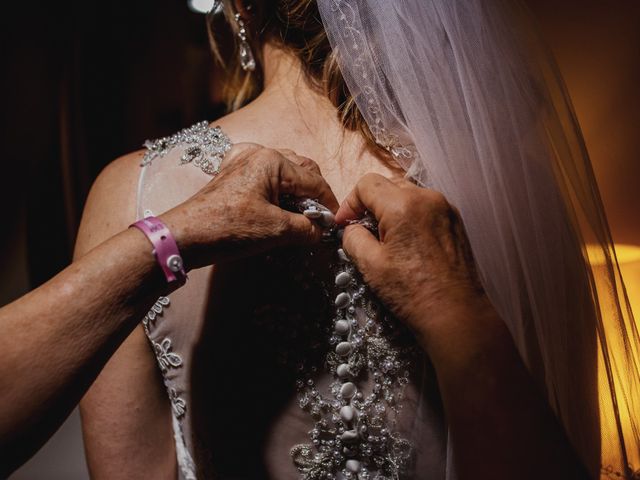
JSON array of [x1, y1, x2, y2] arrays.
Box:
[[317, 0, 640, 477]]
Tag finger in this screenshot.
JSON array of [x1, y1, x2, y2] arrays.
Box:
[[341, 224, 384, 272], [335, 173, 399, 225], [297, 156, 322, 176], [271, 207, 325, 246], [277, 148, 297, 157], [277, 149, 323, 176], [275, 149, 299, 166], [389, 176, 417, 189], [278, 159, 339, 212], [221, 143, 262, 168]]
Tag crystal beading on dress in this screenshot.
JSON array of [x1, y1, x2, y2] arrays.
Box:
[[140, 122, 418, 479], [142, 121, 232, 175], [289, 241, 417, 480], [287, 201, 417, 480]]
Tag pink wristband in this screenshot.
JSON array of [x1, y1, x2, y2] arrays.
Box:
[[130, 216, 188, 286]]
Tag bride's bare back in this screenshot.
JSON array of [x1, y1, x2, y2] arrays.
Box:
[[215, 46, 400, 200]]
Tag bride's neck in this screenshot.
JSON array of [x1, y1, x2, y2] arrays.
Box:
[[248, 43, 372, 161], [259, 43, 338, 126], [219, 42, 398, 199]]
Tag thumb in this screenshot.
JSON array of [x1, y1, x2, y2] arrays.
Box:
[[342, 224, 384, 273], [275, 209, 325, 247]]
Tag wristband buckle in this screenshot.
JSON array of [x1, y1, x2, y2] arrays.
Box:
[[131, 217, 188, 286]]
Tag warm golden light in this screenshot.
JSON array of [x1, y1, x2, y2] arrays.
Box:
[[586, 244, 640, 472]]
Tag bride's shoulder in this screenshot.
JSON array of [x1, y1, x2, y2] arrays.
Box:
[[80, 118, 212, 226], [87, 149, 145, 218], [74, 149, 145, 258], [95, 149, 145, 193], [76, 119, 226, 257]]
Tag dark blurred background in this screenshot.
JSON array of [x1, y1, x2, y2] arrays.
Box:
[[1, 0, 638, 478], [0, 0, 225, 297]]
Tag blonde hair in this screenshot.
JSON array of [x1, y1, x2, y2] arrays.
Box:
[[207, 0, 389, 158]]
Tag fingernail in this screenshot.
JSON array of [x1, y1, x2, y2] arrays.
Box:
[[303, 208, 322, 219], [335, 203, 357, 225], [320, 210, 335, 227]]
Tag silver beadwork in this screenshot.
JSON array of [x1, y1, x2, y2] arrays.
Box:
[[292, 242, 416, 479], [142, 121, 231, 176]]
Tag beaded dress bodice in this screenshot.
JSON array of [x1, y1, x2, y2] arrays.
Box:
[[137, 123, 450, 480]]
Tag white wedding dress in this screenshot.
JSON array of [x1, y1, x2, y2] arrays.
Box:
[[131, 0, 640, 478]]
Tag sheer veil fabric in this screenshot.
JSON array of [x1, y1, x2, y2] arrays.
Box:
[[317, 0, 640, 477]]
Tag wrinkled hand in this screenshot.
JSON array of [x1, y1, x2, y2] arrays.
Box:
[[161, 144, 338, 269], [335, 173, 494, 348]]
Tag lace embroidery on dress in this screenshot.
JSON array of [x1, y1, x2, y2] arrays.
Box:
[[289, 244, 418, 480], [152, 338, 183, 372], [139, 121, 231, 427], [173, 415, 197, 480], [277, 199, 419, 479], [141, 293, 193, 477], [140, 122, 233, 479], [143, 305, 194, 479], [169, 387, 187, 419], [142, 296, 170, 334], [140, 123, 233, 479], [141, 295, 189, 415]]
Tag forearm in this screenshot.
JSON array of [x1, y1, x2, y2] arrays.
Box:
[[417, 303, 589, 480], [0, 227, 168, 473]]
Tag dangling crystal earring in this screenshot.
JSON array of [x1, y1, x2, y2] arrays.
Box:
[[234, 13, 256, 72]]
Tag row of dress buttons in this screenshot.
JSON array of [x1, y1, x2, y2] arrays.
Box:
[[333, 248, 362, 475]]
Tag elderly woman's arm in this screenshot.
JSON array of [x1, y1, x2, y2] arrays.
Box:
[[337, 173, 590, 480], [0, 214, 169, 476], [0, 145, 336, 476]]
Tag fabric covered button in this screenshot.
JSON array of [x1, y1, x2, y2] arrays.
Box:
[[320, 210, 335, 226], [341, 429, 359, 442], [335, 292, 351, 309], [337, 363, 351, 378], [303, 208, 322, 219], [340, 382, 357, 399], [337, 248, 350, 263], [334, 319, 350, 335], [335, 271, 352, 288], [346, 459, 361, 473], [343, 446, 356, 456], [340, 405, 356, 422], [336, 342, 352, 356]]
